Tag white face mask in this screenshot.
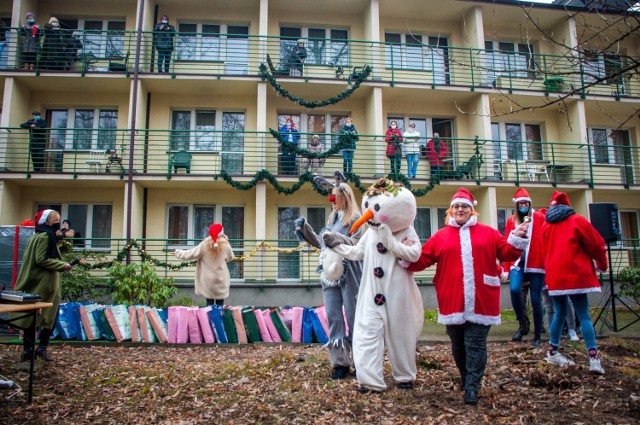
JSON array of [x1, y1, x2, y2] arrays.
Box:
[[391, 125, 397, 129], [162, 20, 168, 24]]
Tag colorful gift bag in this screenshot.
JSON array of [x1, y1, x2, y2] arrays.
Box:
[[128, 306, 141, 343], [79, 304, 102, 341], [104, 305, 131, 342], [280, 307, 293, 332], [137, 307, 157, 343], [241, 307, 261, 343], [208, 306, 228, 343], [308, 308, 328, 344], [223, 308, 238, 344], [314, 305, 330, 337], [175, 306, 190, 344], [301, 308, 314, 344], [94, 307, 116, 341], [291, 307, 304, 343], [71, 303, 88, 341], [231, 307, 247, 344], [262, 309, 282, 343], [197, 306, 215, 343], [270, 308, 291, 343], [146, 308, 167, 343], [187, 307, 203, 344], [167, 306, 180, 344], [254, 308, 272, 342], [55, 303, 77, 340]]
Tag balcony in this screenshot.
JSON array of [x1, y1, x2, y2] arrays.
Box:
[[0, 28, 636, 99], [1, 127, 638, 188]]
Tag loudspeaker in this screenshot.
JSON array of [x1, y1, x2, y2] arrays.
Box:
[[589, 202, 620, 243]]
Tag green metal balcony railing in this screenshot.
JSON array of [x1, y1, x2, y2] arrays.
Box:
[[0, 28, 636, 99], [59, 236, 640, 287], [2, 127, 638, 188]]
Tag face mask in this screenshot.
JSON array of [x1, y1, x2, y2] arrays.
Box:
[[346, 123, 352, 127], [286, 123, 291, 128], [391, 125, 397, 129], [34, 116, 40, 121], [518, 207, 530, 215], [162, 20, 168, 24], [28, 19, 35, 24], [51, 222, 61, 231]]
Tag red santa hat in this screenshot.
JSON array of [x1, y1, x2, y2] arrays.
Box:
[[208, 223, 224, 247], [549, 190, 571, 207], [34, 209, 54, 225], [450, 187, 477, 208], [512, 187, 532, 204]]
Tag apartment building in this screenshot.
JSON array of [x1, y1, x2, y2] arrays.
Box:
[[0, 0, 638, 306]]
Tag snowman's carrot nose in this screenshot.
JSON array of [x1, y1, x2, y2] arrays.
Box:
[[349, 209, 374, 235]]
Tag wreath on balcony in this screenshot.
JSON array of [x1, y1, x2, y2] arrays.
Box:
[[259, 63, 372, 108]]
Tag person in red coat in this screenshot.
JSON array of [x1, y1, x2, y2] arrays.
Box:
[[502, 187, 547, 346], [424, 132, 448, 181], [408, 187, 529, 405], [542, 191, 607, 374], [384, 120, 403, 178]]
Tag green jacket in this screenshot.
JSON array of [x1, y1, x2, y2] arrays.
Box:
[[338, 125, 359, 151], [12, 232, 66, 329]]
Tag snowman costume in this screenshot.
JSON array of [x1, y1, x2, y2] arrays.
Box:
[[324, 179, 423, 392]]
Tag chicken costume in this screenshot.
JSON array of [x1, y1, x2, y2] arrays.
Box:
[[324, 178, 423, 392]]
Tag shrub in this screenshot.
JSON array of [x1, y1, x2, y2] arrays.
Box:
[[60, 251, 105, 302], [107, 261, 177, 308], [167, 295, 199, 307], [618, 266, 640, 305]]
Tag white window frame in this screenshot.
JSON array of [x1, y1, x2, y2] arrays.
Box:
[[277, 112, 350, 152], [170, 109, 246, 152], [167, 204, 245, 248], [484, 40, 535, 85], [39, 202, 113, 250], [280, 26, 350, 67], [175, 23, 249, 64], [384, 33, 448, 80], [495, 122, 544, 162], [49, 108, 119, 151], [588, 127, 630, 166], [78, 19, 126, 59]]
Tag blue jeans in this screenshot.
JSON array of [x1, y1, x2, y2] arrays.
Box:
[[342, 150, 354, 174], [446, 323, 491, 392], [550, 293, 597, 350], [405, 153, 419, 178], [510, 269, 545, 337], [387, 154, 401, 177]]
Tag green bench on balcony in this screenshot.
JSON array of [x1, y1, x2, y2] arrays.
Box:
[[169, 149, 192, 174]]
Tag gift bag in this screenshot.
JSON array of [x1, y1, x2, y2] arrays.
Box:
[[314, 305, 330, 337], [241, 307, 261, 343], [71, 303, 88, 341], [270, 308, 291, 343], [167, 306, 180, 344], [223, 308, 238, 344], [301, 308, 314, 344], [104, 305, 131, 342], [79, 304, 102, 341], [55, 303, 77, 340], [175, 306, 190, 344], [129, 306, 141, 343], [280, 307, 293, 332], [146, 308, 167, 343], [208, 306, 228, 343], [186, 307, 202, 344], [254, 308, 272, 342], [231, 307, 247, 344], [262, 309, 282, 343], [291, 307, 304, 343], [93, 307, 116, 341], [197, 306, 215, 343], [137, 307, 158, 343], [308, 308, 328, 343]]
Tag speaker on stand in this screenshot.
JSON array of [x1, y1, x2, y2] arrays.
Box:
[[590, 203, 640, 333]]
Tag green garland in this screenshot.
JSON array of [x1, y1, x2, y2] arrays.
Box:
[[344, 172, 437, 197], [219, 169, 330, 196], [270, 129, 349, 159], [86, 239, 197, 271], [259, 63, 372, 108]]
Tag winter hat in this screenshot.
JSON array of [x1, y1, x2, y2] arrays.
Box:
[[49, 17, 59, 25], [34, 209, 54, 225], [32, 111, 41, 116], [512, 187, 532, 204], [450, 187, 477, 208], [208, 223, 224, 247], [25, 12, 35, 19], [549, 191, 571, 207]]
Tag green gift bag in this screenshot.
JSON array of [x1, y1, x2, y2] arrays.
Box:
[[222, 308, 238, 344], [270, 308, 291, 343], [241, 307, 261, 343]]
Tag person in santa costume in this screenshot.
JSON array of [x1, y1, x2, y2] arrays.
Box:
[[407, 188, 529, 405], [503, 187, 548, 346], [13, 209, 74, 362], [323, 178, 423, 393], [542, 191, 607, 374], [174, 223, 235, 306]]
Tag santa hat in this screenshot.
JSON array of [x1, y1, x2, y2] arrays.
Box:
[[208, 223, 224, 247], [512, 187, 532, 204], [450, 187, 477, 208], [34, 209, 54, 225], [549, 191, 571, 207]]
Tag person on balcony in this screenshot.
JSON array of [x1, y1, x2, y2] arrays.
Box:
[[384, 120, 403, 177], [153, 15, 176, 73], [542, 191, 607, 375], [303, 134, 325, 174], [402, 122, 421, 179], [20, 111, 48, 173], [406, 188, 529, 405], [425, 132, 447, 181], [174, 224, 235, 306], [19, 12, 41, 71], [338, 117, 359, 174], [42, 17, 66, 70], [0, 19, 8, 70], [13, 209, 74, 362], [287, 39, 307, 77], [502, 187, 547, 346], [279, 118, 300, 175]]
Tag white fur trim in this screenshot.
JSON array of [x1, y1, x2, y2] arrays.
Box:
[[459, 221, 475, 317], [507, 232, 529, 251], [513, 196, 532, 204], [451, 197, 476, 208], [438, 312, 501, 326], [548, 287, 601, 296], [37, 209, 53, 225], [524, 267, 545, 274]]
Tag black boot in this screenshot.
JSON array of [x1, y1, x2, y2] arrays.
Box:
[[331, 366, 349, 379], [20, 349, 34, 362], [511, 320, 528, 342], [35, 328, 54, 362], [523, 316, 530, 335], [35, 347, 53, 362]]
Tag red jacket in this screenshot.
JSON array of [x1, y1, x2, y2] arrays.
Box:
[[502, 208, 547, 274], [408, 216, 526, 325], [384, 128, 403, 155], [425, 138, 447, 166], [542, 212, 607, 295]]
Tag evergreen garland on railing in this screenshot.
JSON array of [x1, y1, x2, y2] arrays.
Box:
[[270, 129, 348, 159], [259, 63, 372, 108], [219, 169, 330, 196]]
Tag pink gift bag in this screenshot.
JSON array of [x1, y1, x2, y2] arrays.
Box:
[[175, 307, 190, 344], [262, 309, 282, 343], [129, 306, 141, 343], [146, 308, 167, 343], [187, 307, 203, 344], [254, 308, 272, 342], [314, 305, 329, 337], [291, 306, 304, 343], [197, 306, 215, 343], [79, 304, 101, 341], [137, 307, 157, 343], [167, 306, 180, 343], [231, 307, 247, 344], [280, 307, 293, 332]]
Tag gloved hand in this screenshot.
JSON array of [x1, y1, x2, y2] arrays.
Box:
[[323, 231, 342, 248], [294, 216, 306, 241], [501, 272, 509, 282]]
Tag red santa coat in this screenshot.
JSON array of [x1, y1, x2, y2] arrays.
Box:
[[502, 208, 547, 274], [542, 213, 607, 296], [408, 216, 527, 325]]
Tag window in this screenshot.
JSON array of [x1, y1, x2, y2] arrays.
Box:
[[277, 112, 348, 151], [500, 123, 543, 161], [47, 108, 118, 150], [414, 208, 432, 240], [278, 207, 300, 279], [437, 208, 449, 229], [589, 128, 631, 166], [582, 50, 624, 88], [497, 208, 511, 236], [176, 23, 249, 73], [37, 202, 112, 249], [620, 211, 639, 265], [384, 33, 449, 83], [59, 20, 126, 59], [280, 27, 349, 67], [484, 40, 535, 85]]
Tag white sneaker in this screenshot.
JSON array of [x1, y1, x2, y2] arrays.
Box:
[[546, 352, 576, 367], [0, 379, 14, 390], [568, 329, 580, 341], [589, 358, 605, 375]]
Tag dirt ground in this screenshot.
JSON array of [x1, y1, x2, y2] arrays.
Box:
[[0, 337, 639, 424]]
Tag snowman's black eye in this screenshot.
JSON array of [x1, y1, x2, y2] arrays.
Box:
[[374, 203, 380, 212], [364, 201, 369, 209]]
